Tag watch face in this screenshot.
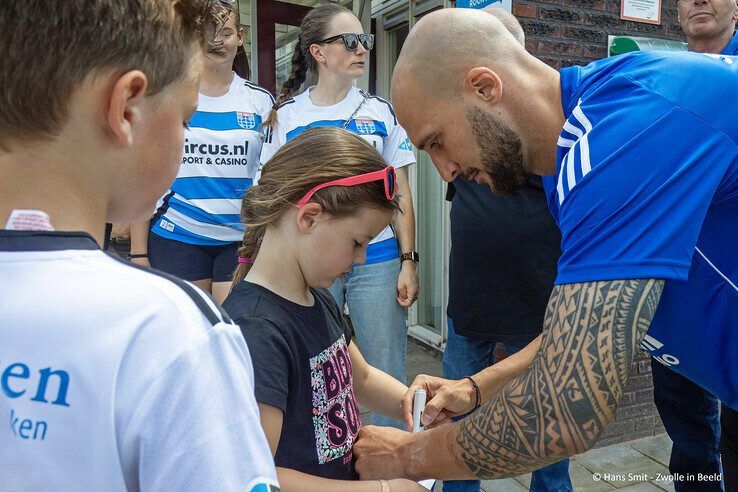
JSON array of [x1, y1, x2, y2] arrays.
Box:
[[402, 252, 419, 262]]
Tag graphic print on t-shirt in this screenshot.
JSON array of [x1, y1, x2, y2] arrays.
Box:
[[309, 334, 361, 465]]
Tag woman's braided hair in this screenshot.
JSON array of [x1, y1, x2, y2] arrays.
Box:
[[261, 3, 351, 129]]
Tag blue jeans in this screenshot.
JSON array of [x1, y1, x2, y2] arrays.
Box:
[[651, 359, 723, 492], [442, 318, 572, 492], [329, 259, 407, 429]]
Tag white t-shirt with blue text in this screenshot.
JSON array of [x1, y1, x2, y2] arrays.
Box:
[[0, 231, 278, 491]]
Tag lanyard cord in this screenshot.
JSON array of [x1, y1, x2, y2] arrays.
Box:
[[342, 93, 369, 130]]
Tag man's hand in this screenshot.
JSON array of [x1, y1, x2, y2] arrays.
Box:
[[354, 425, 413, 480], [396, 261, 419, 307], [401, 375, 475, 431]]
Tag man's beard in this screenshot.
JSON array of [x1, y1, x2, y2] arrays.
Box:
[[465, 105, 527, 196]]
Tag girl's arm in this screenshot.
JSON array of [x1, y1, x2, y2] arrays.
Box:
[[348, 343, 408, 423], [258, 404, 421, 492]]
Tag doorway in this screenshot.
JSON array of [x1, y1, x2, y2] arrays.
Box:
[[255, 0, 312, 95]]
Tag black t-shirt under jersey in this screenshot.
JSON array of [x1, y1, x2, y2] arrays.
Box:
[[446, 175, 561, 344], [223, 281, 360, 480]]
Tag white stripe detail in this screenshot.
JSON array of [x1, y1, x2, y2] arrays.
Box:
[[161, 207, 243, 242], [557, 136, 576, 148], [176, 163, 257, 179], [186, 197, 242, 216], [556, 158, 566, 205], [572, 104, 593, 177], [579, 132, 592, 176], [557, 103, 594, 205], [640, 334, 663, 351], [572, 103, 593, 132], [566, 143, 577, 191], [562, 120, 584, 138], [695, 247, 738, 293]]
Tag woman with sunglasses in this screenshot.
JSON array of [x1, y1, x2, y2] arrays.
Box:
[[130, 1, 273, 304], [260, 4, 418, 429], [224, 127, 423, 492]]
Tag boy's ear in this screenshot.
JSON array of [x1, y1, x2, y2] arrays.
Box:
[[106, 70, 148, 147], [296, 203, 325, 233]]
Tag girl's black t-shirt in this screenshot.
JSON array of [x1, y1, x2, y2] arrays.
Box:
[[223, 281, 360, 480]]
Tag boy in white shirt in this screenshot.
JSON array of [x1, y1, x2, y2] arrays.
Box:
[[0, 1, 278, 490]]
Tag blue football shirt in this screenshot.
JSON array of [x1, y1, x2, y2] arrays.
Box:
[[543, 51, 738, 408]]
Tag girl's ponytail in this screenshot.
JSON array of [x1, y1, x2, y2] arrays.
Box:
[[233, 223, 265, 285]]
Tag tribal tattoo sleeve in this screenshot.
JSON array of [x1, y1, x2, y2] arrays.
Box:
[[456, 279, 664, 478]]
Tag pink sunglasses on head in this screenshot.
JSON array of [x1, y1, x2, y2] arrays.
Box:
[[295, 166, 397, 208]]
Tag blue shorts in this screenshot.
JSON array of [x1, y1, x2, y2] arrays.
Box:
[[148, 232, 239, 282]]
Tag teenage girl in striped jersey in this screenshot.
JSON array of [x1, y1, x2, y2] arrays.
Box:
[[131, 1, 273, 304]]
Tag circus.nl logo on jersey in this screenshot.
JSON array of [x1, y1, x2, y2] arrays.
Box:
[[237, 112, 257, 130]]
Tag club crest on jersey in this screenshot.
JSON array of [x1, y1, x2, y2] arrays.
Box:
[[399, 138, 413, 151], [237, 112, 256, 130], [355, 119, 376, 135]]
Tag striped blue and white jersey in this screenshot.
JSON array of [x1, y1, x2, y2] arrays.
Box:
[[542, 51, 738, 408], [260, 86, 415, 265], [152, 74, 274, 245]]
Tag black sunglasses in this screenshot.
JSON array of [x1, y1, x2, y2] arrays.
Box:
[[319, 33, 375, 52]]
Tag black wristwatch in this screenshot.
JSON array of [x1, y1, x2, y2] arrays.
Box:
[[400, 251, 419, 264]]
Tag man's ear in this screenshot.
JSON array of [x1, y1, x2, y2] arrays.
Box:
[[465, 67, 503, 105], [296, 202, 325, 233], [106, 70, 148, 147]]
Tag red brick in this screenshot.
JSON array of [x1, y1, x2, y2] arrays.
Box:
[[538, 40, 583, 56], [513, 2, 536, 18], [583, 44, 607, 59], [540, 7, 583, 24]]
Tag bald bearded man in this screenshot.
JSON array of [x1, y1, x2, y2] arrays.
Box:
[[352, 8, 738, 483]]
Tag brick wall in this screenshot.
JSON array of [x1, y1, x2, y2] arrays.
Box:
[[513, 0, 684, 69], [511, 0, 680, 445]]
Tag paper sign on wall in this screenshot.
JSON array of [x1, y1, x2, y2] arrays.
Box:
[[621, 0, 661, 25]]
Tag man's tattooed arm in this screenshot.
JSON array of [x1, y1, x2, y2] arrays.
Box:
[[455, 279, 664, 478]]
